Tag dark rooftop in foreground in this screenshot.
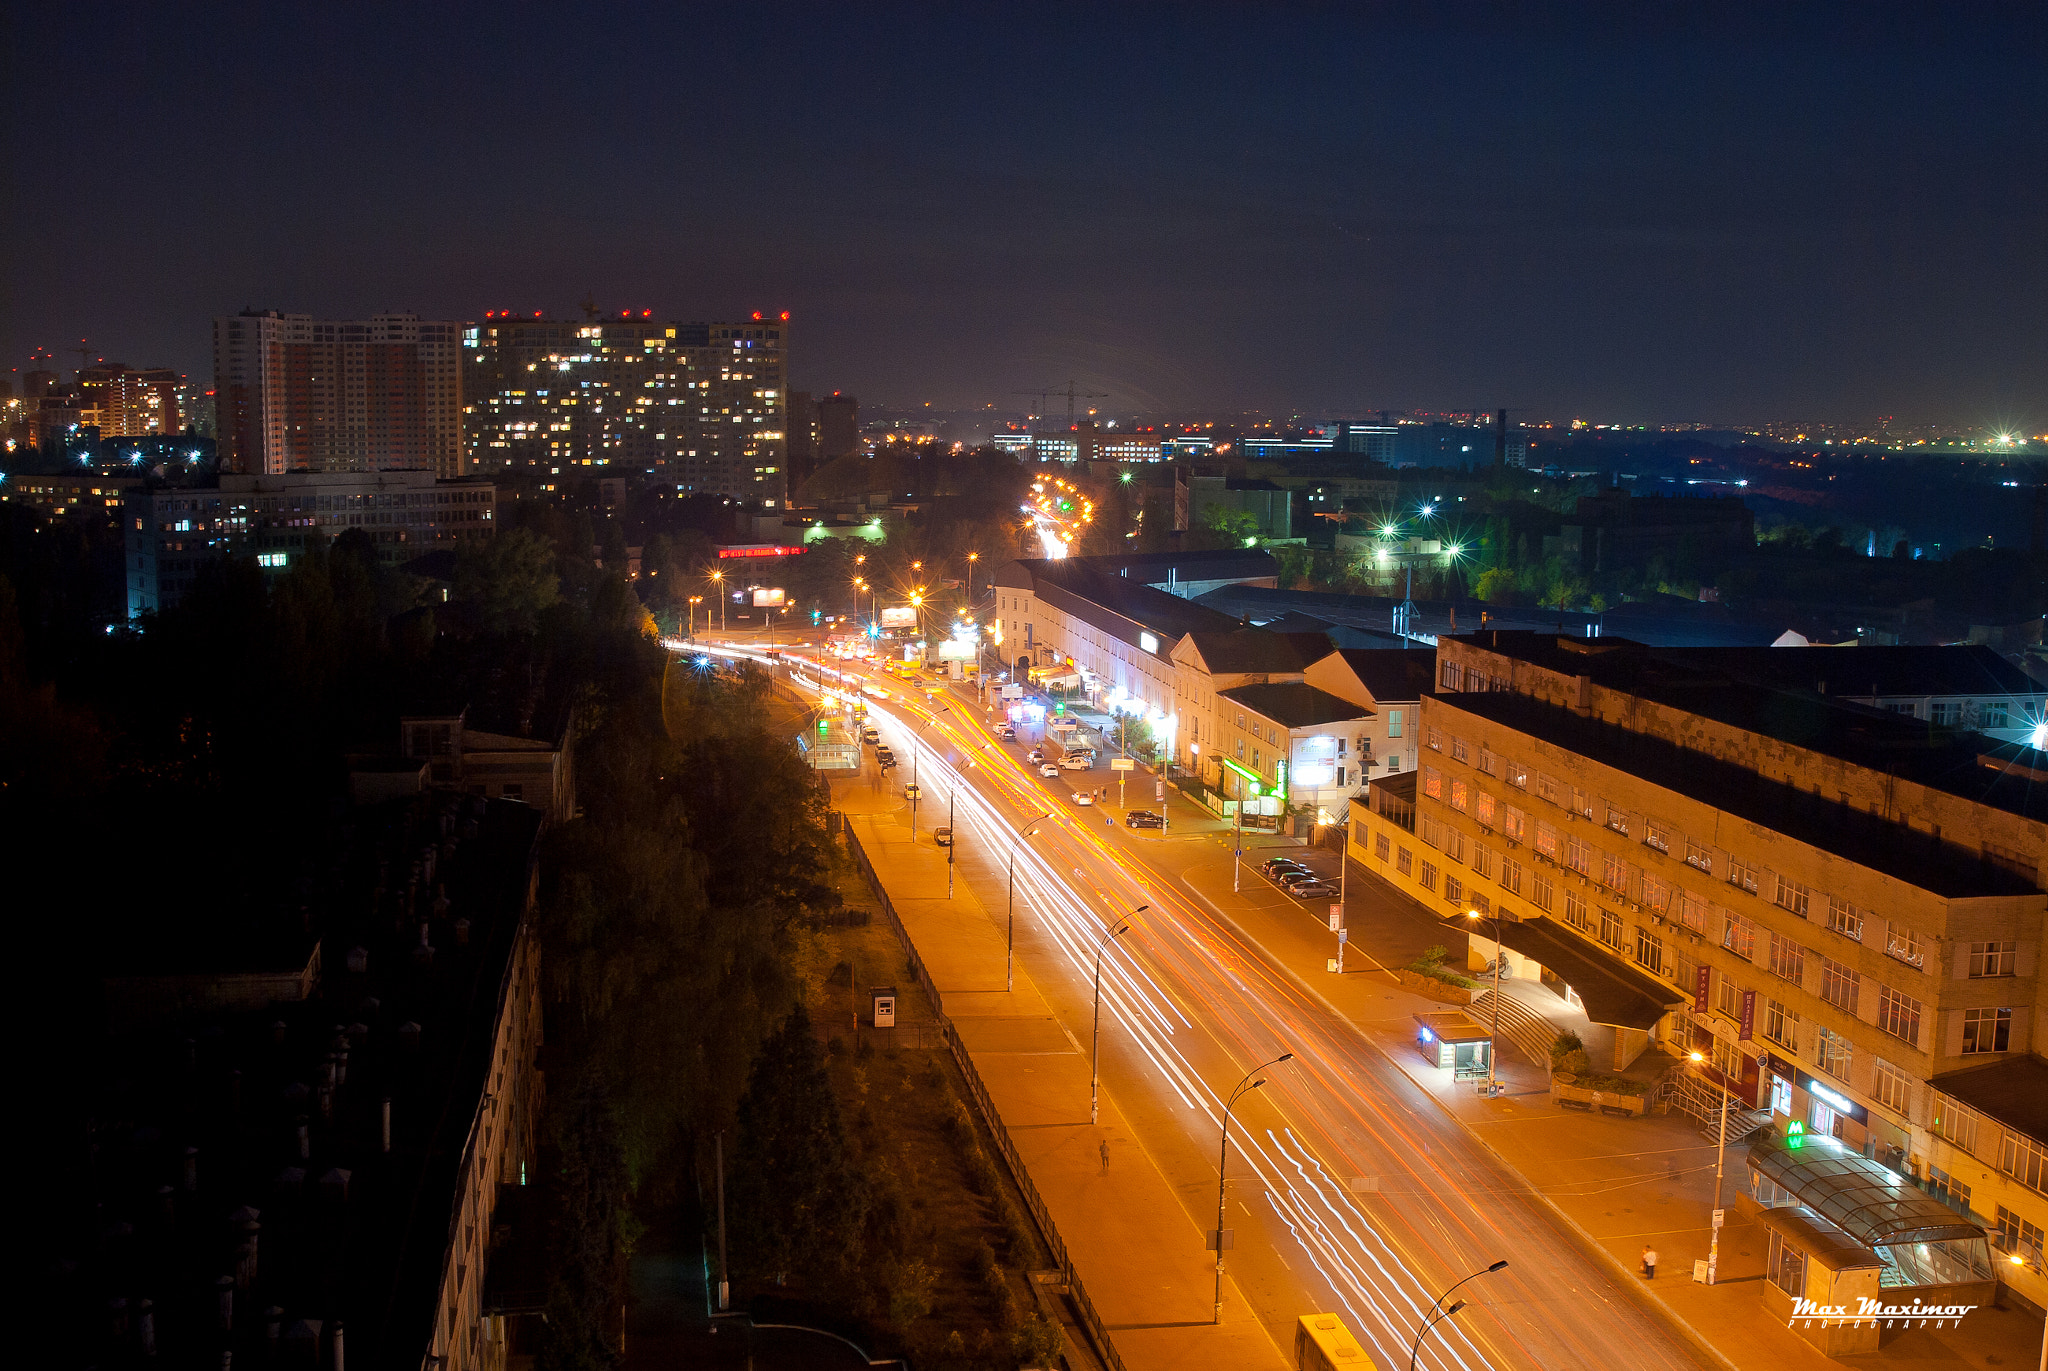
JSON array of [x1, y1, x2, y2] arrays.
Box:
[[1447, 631, 2048, 830], [1179, 628, 1333, 675], [999, 558, 1244, 656], [1437, 685, 2042, 898], [1932, 1057, 2048, 1144], [1218, 681, 1374, 728]]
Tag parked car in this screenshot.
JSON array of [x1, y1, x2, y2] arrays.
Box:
[[1061, 753, 1093, 771], [1073, 791, 1094, 806], [878, 756, 898, 771], [1124, 810, 1164, 829], [1289, 880, 1339, 899], [1275, 869, 1327, 889], [1259, 858, 1313, 876], [933, 827, 954, 847], [1039, 764, 1061, 778], [861, 728, 880, 744]]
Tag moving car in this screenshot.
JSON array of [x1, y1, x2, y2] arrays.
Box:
[[1073, 791, 1094, 806], [1060, 753, 1093, 771], [1027, 748, 1044, 764], [1124, 810, 1164, 829], [932, 827, 953, 847], [1039, 764, 1061, 778], [998, 725, 1017, 741], [861, 727, 880, 744]]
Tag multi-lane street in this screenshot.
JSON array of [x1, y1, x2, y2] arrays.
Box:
[[710, 640, 1721, 1371]]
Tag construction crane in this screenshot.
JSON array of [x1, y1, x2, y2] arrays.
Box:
[[69, 339, 97, 372], [1012, 380, 1108, 426]]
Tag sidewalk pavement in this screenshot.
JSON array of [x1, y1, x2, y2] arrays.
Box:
[[838, 791, 1286, 1371], [1177, 850, 2046, 1371]]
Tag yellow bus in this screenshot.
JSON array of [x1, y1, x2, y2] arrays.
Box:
[[1296, 1314, 1376, 1371]]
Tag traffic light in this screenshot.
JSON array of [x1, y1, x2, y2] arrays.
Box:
[[812, 609, 821, 624]]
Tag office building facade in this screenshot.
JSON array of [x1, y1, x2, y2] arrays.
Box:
[[126, 469, 495, 616], [463, 312, 787, 503], [214, 311, 465, 477]]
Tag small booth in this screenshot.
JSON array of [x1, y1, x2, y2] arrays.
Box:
[[1413, 1011, 1493, 1080], [1756, 1204, 1884, 1356]]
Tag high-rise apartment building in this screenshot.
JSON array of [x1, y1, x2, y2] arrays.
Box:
[[463, 311, 788, 504], [77, 363, 181, 437], [817, 390, 860, 460], [213, 311, 465, 477]]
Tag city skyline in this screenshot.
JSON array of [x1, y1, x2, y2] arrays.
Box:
[[5, 4, 2042, 431]]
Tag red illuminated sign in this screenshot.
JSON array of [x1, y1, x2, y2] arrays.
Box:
[[716, 545, 805, 559]]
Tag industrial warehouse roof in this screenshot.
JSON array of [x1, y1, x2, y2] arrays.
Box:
[[1321, 647, 1436, 702], [1747, 1131, 1985, 1250], [1657, 643, 2048, 701], [1447, 914, 1684, 1029], [1218, 681, 1374, 729], [1001, 556, 1243, 635], [1179, 629, 1333, 676], [1930, 1057, 2048, 1144]]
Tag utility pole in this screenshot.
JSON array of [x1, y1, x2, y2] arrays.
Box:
[[1090, 910, 1146, 1125], [1007, 814, 1054, 993], [714, 1131, 730, 1311], [1214, 1054, 1292, 1323], [1690, 1050, 1730, 1283]]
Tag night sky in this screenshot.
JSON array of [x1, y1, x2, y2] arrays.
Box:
[[6, 3, 2043, 427]]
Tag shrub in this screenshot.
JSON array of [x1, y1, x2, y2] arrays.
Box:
[[1558, 1048, 1591, 1077], [1012, 1314, 1065, 1368], [1549, 1030, 1583, 1066]]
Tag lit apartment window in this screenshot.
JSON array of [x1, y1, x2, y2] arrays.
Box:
[[1427, 727, 1442, 751], [1873, 1059, 1913, 1117], [1826, 898, 1864, 942], [1723, 911, 1757, 961], [1450, 778, 1469, 811], [1644, 821, 1672, 854], [1599, 906, 1624, 951], [1726, 858, 1759, 895], [1885, 923, 1925, 969], [1764, 998, 1798, 1049], [1534, 821, 1559, 859], [1770, 934, 1807, 985], [1677, 891, 1710, 934], [1773, 875, 1813, 920], [1566, 837, 1592, 876], [1969, 941, 2018, 978], [2002, 1136, 2048, 1195], [1641, 873, 1671, 915], [1815, 1026, 1852, 1079], [1604, 806, 1629, 836], [1877, 985, 1923, 1046], [1995, 1208, 2045, 1263], [1474, 790, 1496, 825], [1963, 1007, 2013, 1055], [1818, 957, 1860, 1014], [1601, 850, 1629, 891], [1503, 806, 1526, 843]]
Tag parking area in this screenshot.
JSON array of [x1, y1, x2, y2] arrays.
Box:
[[1235, 840, 1344, 903]]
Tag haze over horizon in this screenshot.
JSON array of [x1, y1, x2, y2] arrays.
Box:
[[6, 3, 2043, 430]]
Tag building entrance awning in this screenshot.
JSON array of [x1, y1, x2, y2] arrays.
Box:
[[1446, 914, 1683, 1029], [1747, 1131, 1984, 1249]]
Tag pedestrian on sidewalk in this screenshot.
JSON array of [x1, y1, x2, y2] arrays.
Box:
[[1641, 1245, 1657, 1280], [1099, 1140, 1110, 1174]]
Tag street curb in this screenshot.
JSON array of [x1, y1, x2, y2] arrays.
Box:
[[1173, 867, 1743, 1371]]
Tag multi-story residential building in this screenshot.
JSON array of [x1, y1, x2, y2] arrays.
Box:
[[125, 469, 495, 615], [1347, 631, 2048, 1308], [463, 312, 787, 503], [1170, 629, 1330, 780], [1210, 680, 1375, 826], [817, 391, 860, 459], [2, 471, 144, 520], [76, 362, 181, 437], [213, 311, 465, 477]]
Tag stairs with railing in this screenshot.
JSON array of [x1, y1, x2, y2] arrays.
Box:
[[1666, 1070, 1774, 1144], [1469, 988, 1569, 1070]]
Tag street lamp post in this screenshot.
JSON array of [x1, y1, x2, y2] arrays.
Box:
[[1407, 1260, 1509, 1371], [1214, 1053, 1293, 1323], [1464, 908, 1505, 1096], [1689, 1050, 1731, 1284], [711, 569, 725, 632], [1007, 814, 1055, 993], [1090, 909, 1146, 1125], [908, 707, 950, 839]]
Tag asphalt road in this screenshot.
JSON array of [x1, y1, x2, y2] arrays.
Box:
[[739, 645, 1722, 1371]]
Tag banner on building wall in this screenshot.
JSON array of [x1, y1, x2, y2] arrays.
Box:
[[1738, 989, 1756, 1042], [1694, 965, 1711, 1014]]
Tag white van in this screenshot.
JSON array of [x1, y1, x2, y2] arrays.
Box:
[[1060, 752, 1094, 771]]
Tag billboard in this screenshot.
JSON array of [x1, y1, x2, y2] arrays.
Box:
[[936, 640, 975, 661], [752, 588, 786, 607], [880, 605, 917, 628]]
